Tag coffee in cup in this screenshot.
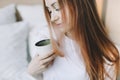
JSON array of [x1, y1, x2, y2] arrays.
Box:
[[35, 39, 52, 58]]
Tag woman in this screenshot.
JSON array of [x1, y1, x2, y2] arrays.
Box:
[[28, 0, 120, 80]]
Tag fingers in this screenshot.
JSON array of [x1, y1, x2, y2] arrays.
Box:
[[27, 52, 56, 76], [37, 65, 48, 73], [41, 54, 56, 65], [34, 51, 56, 66], [38, 50, 55, 60], [42, 52, 54, 60]]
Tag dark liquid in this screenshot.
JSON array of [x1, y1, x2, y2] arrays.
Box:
[[35, 39, 50, 46]]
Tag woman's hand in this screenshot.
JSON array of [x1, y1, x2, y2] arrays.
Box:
[[27, 50, 56, 76]]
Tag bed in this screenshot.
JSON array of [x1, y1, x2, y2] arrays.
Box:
[[0, 0, 120, 80]]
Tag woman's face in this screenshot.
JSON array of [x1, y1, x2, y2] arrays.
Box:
[[45, 0, 67, 33]]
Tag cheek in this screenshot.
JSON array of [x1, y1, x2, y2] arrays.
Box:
[[58, 12, 63, 22]]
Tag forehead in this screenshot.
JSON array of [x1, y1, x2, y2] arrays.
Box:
[[45, 0, 58, 7]]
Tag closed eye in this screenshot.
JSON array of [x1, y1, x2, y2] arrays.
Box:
[[46, 2, 60, 14], [55, 8, 60, 11]]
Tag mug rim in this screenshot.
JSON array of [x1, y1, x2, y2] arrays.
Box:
[[35, 39, 50, 46]]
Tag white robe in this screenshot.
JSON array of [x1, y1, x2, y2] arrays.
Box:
[[43, 36, 89, 80]]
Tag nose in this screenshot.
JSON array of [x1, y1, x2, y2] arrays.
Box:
[[50, 11, 59, 22]]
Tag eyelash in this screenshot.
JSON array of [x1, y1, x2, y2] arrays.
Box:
[[48, 8, 60, 14], [56, 8, 60, 11]]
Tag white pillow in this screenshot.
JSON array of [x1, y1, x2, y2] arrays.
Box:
[[0, 4, 16, 25], [0, 22, 35, 80], [17, 5, 47, 28]]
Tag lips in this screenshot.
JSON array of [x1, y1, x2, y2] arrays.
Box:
[[56, 23, 63, 27]]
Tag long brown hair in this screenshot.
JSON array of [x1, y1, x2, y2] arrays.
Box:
[[43, 0, 120, 80]]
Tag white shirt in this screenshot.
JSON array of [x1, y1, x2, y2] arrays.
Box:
[[32, 27, 119, 80], [43, 36, 89, 80]]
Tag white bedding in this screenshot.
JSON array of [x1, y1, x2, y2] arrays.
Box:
[[0, 22, 36, 80]]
